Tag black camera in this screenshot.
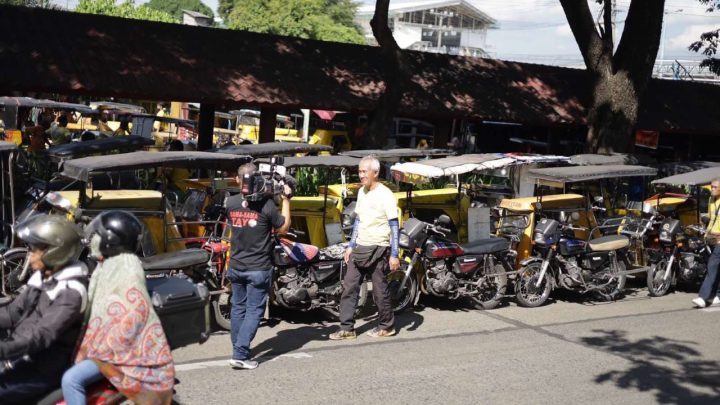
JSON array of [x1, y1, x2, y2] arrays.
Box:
[[240, 156, 294, 202]]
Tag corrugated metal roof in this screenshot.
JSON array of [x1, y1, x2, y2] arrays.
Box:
[[1, 6, 719, 133]]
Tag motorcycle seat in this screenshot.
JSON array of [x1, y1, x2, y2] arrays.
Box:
[[460, 238, 509, 255], [141, 248, 210, 271], [588, 235, 630, 252]]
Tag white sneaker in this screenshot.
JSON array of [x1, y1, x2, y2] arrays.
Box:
[[692, 297, 707, 308], [712, 296, 720, 306]]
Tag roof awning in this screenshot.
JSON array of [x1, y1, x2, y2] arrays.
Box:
[[652, 167, 720, 186], [528, 165, 658, 187], [390, 153, 569, 183], [214, 143, 332, 157], [60, 151, 251, 181]]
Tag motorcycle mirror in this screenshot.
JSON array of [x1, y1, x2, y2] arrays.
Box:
[[436, 214, 452, 227], [571, 212, 581, 222]]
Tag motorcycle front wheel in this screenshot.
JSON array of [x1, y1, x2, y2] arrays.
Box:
[[647, 257, 673, 297], [387, 270, 418, 313], [1, 248, 29, 298], [515, 262, 552, 308]]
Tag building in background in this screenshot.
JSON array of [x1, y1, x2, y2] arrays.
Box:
[[356, 0, 496, 57], [182, 10, 212, 27]]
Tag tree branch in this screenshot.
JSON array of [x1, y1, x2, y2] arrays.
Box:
[[559, 0, 604, 72], [613, 0, 665, 81], [370, 0, 399, 50], [603, 0, 613, 51]]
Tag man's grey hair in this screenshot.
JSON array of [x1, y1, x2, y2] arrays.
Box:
[[359, 155, 380, 172], [712, 178, 720, 184], [238, 163, 257, 177]]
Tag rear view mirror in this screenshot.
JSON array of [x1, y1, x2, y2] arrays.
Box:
[[436, 214, 452, 227], [571, 212, 580, 222]]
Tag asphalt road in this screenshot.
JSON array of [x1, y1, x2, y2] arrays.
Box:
[[172, 282, 720, 405]]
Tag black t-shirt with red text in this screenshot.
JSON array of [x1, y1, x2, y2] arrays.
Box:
[[225, 194, 285, 271]]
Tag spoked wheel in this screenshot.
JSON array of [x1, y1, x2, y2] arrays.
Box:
[[213, 286, 232, 331], [515, 262, 552, 308], [647, 257, 673, 297], [592, 262, 626, 301], [322, 281, 368, 321], [1, 248, 29, 298], [469, 264, 507, 310], [387, 269, 418, 313]]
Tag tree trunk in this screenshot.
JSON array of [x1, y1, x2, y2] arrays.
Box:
[[365, 0, 410, 149], [560, 0, 665, 153]]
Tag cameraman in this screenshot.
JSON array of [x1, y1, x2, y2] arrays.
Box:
[[225, 163, 291, 370]]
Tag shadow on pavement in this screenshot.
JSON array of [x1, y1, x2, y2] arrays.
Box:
[[581, 329, 720, 404]]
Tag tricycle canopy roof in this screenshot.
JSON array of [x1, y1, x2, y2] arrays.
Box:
[[129, 114, 195, 128], [215, 143, 332, 157], [340, 148, 453, 160], [89, 101, 146, 114], [569, 154, 630, 166], [46, 136, 154, 161], [528, 165, 657, 186], [390, 153, 569, 183], [0, 97, 94, 113], [652, 167, 720, 186], [499, 193, 585, 212], [279, 155, 361, 169], [0, 141, 18, 152], [60, 151, 251, 181]]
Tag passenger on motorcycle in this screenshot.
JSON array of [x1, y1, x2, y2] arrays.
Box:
[[694, 178, 720, 308], [62, 211, 175, 405], [0, 215, 88, 403]]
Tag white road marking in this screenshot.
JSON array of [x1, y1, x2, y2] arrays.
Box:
[[176, 352, 313, 371]]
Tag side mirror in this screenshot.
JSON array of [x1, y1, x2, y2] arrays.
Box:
[[701, 214, 710, 226], [571, 212, 581, 222], [436, 214, 452, 227]]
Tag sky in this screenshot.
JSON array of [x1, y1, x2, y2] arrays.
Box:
[[60, 0, 719, 67]]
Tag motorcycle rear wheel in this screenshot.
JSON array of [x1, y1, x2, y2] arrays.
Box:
[[387, 270, 418, 313], [322, 281, 368, 321], [592, 263, 626, 301], [515, 262, 552, 308], [647, 258, 673, 297], [469, 264, 507, 310], [213, 290, 232, 331]]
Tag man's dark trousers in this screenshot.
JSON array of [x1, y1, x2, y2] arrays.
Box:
[[339, 246, 394, 331]]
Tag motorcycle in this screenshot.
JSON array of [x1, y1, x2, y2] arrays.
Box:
[[271, 229, 372, 318], [516, 212, 630, 307], [647, 219, 710, 297], [395, 215, 513, 311]]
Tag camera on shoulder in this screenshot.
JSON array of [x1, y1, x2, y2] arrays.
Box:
[[240, 156, 294, 202]]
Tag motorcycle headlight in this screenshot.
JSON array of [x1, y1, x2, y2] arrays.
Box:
[[659, 231, 672, 243]]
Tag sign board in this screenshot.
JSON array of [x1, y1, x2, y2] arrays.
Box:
[[468, 206, 491, 242], [635, 130, 659, 150]]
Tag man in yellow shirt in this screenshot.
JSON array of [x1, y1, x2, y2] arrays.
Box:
[[694, 178, 720, 308], [46, 115, 71, 145], [330, 155, 400, 340]]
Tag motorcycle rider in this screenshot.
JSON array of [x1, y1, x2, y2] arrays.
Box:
[[694, 178, 720, 308], [225, 163, 291, 370], [330, 155, 400, 340], [62, 211, 175, 404], [0, 215, 88, 403]]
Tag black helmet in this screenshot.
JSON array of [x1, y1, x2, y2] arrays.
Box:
[[85, 211, 143, 258], [15, 214, 82, 268]]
